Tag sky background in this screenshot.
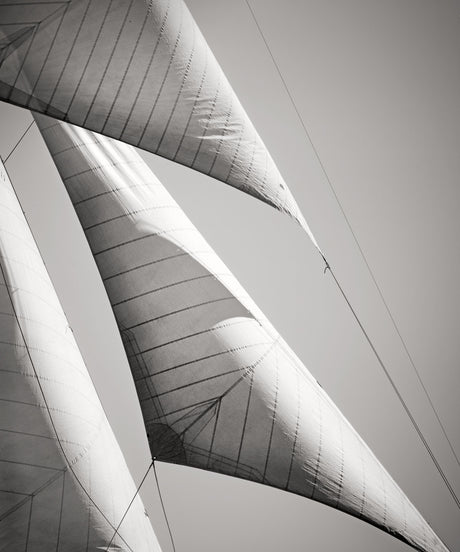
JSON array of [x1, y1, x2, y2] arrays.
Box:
[[0, 0, 459, 551]]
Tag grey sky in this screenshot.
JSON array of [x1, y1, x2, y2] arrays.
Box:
[[0, 1, 459, 550]]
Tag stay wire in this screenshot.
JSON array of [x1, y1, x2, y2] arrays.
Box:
[[105, 460, 154, 552], [3, 119, 35, 164], [153, 459, 177, 552], [245, 0, 460, 507], [323, 255, 460, 509]]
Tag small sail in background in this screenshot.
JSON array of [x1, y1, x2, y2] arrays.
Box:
[[36, 116, 449, 552], [0, 0, 314, 239], [0, 159, 161, 551]]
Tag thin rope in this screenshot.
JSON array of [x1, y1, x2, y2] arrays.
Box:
[[245, 0, 460, 507], [105, 460, 154, 551], [323, 256, 460, 509], [153, 460, 177, 552], [3, 119, 35, 164]]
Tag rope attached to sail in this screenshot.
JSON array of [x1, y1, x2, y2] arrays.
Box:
[[105, 461, 154, 552], [153, 460, 177, 552], [3, 118, 35, 164]]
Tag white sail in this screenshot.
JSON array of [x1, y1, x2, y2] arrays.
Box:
[[0, 159, 161, 551], [35, 115, 449, 552], [0, 0, 314, 239]]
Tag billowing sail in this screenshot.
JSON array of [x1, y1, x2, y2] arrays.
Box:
[[0, 0, 313, 237], [36, 115, 448, 552], [0, 159, 161, 550]]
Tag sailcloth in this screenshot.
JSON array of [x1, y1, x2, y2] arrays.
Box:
[[0, 0, 313, 238], [36, 115, 448, 552], [0, 159, 161, 551]]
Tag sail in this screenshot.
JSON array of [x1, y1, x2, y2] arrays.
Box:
[[0, 0, 313, 238], [0, 159, 161, 550], [35, 115, 448, 552]]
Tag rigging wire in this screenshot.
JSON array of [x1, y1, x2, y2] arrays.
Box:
[[3, 119, 35, 164], [323, 258, 460, 509], [153, 459, 177, 552], [105, 460, 154, 552], [245, 0, 460, 507]]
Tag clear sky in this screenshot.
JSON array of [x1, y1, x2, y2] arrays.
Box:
[[0, 1, 459, 551]]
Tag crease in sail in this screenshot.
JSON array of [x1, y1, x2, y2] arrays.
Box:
[[0, 0, 317, 245], [36, 115, 449, 552], [0, 159, 161, 551]]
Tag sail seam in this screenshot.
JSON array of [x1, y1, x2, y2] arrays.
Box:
[[119, 0, 172, 141], [128, 318, 252, 356], [155, 17, 196, 154], [82, 204, 180, 232], [26, 2, 70, 104], [138, 4, 184, 149], [81, 0, 136, 128], [122, 295, 236, 332], [92, 225, 193, 256], [112, 272, 227, 307], [99, 7, 151, 134], [65, 0, 112, 118], [172, 35, 209, 161], [46, 0, 92, 109]]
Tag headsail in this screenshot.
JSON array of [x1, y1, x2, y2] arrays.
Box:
[[36, 115, 449, 552], [0, 0, 313, 238], [0, 159, 161, 550]]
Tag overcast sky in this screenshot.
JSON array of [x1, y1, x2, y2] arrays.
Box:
[[0, 1, 459, 551]]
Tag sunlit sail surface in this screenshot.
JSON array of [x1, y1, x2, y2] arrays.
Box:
[[0, 159, 161, 551], [0, 0, 313, 237], [36, 116, 449, 552]]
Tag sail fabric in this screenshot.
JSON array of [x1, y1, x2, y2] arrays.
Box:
[[36, 115, 448, 552], [0, 0, 314, 241], [0, 160, 161, 551]]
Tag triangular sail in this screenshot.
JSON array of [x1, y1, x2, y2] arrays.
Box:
[[0, 0, 313, 238], [0, 159, 161, 550], [36, 115, 449, 552]]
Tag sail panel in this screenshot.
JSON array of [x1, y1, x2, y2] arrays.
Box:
[[36, 116, 448, 552], [0, 160, 161, 551], [0, 0, 314, 240]]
